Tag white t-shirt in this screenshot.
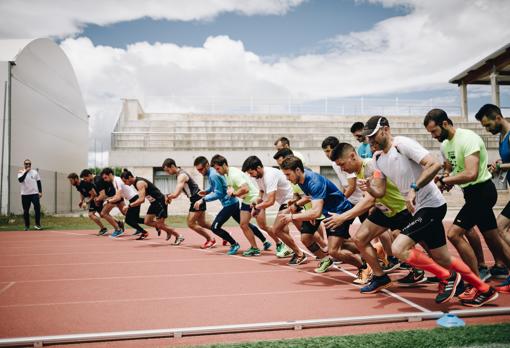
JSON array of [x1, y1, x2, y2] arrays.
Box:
[[256, 167, 294, 205], [332, 162, 363, 205], [374, 136, 445, 212], [17, 169, 40, 195], [113, 176, 137, 200]]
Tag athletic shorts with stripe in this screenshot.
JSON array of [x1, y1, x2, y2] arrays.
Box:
[[368, 208, 411, 231], [401, 204, 447, 250]]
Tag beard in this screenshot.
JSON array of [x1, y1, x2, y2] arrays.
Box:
[[437, 126, 449, 142]]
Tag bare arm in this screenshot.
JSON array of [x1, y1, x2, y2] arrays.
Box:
[[343, 177, 356, 198], [415, 154, 443, 188], [256, 191, 276, 210], [442, 153, 479, 186], [290, 199, 324, 221], [129, 182, 147, 207], [167, 173, 188, 199]]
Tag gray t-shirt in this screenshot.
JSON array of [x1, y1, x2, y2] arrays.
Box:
[[374, 136, 445, 212]]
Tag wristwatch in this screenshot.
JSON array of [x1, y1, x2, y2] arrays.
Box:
[[410, 183, 420, 192], [438, 175, 446, 186]]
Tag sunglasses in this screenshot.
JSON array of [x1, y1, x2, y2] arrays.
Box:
[[24, 163, 31, 166]]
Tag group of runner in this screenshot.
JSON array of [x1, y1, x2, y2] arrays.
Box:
[[67, 104, 510, 308]]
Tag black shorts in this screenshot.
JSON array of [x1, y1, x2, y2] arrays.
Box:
[[501, 200, 510, 219], [189, 194, 206, 212], [368, 208, 411, 231], [454, 180, 498, 233], [240, 202, 252, 212], [300, 218, 324, 235], [326, 218, 354, 239], [358, 211, 369, 223], [88, 200, 103, 213], [279, 203, 289, 211], [147, 199, 168, 219], [401, 204, 447, 250]]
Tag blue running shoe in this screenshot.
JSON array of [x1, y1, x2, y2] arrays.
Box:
[[227, 243, 240, 255], [110, 230, 123, 238], [360, 274, 392, 294], [263, 241, 272, 251]]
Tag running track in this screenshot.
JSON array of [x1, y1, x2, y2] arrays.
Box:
[[0, 224, 509, 346]]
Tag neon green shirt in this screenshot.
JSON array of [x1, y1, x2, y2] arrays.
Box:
[[357, 158, 406, 217], [441, 128, 492, 189], [225, 167, 259, 204]]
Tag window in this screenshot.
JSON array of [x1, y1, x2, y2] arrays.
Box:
[[153, 168, 177, 194]]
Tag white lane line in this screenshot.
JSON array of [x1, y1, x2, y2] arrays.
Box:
[[7, 269, 294, 284], [0, 257, 223, 268], [0, 288, 348, 309], [332, 266, 432, 313], [0, 282, 15, 296]]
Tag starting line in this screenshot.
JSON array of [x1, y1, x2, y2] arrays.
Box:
[[1, 307, 509, 347]]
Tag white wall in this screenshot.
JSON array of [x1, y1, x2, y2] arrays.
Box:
[[0, 62, 9, 214]]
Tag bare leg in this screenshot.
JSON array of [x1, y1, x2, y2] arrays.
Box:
[[100, 203, 120, 230], [88, 212, 105, 229], [188, 211, 213, 241]]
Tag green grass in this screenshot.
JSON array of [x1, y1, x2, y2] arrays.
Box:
[[192, 323, 510, 348], [0, 214, 243, 231]]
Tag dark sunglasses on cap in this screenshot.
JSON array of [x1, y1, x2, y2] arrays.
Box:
[[24, 162, 31, 166]]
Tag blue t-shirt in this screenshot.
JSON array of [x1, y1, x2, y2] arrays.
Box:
[[203, 167, 238, 207], [357, 143, 373, 159], [298, 169, 353, 216], [499, 132, 510, 183]]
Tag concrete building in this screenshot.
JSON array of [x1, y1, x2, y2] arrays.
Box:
[[0, 38, 88, 215]]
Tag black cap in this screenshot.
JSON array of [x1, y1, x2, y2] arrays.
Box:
[[363, 116, 389, 137]]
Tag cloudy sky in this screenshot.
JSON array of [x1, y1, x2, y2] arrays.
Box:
[[1, 0, 510, 146]]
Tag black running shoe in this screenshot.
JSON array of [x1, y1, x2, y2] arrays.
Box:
[[136, 231, 149, 240], [399, 262, 412, 270], [289, 253, 307, 265], [383, 256, 401, 273], [435, 271, 461, 304], [397, 269, 427, 287], [461, 287, 499, 308]]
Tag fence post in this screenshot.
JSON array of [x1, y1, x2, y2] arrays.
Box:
[[54, 171, 57, 214]]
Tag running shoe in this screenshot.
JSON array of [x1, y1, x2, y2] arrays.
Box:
[[479, 266, 491, 282], [97, 228, 108, 236], [118, 220, 125, 232], [156, 227, 161, 236], [289, 253, 307, 265], [227, 243, 240, 255], [173, 235, 185, 245], [397, 268, 427, 286], [136, 231, 149, 240], [458, 284, 477, 301], [243, 247, 261, 257], [263, 241, 272, 251], [201, 239, 217, 249], [353, 265, 372, 285], [360, 274, 392, 294], [277, 245, 294, 258], [24, 226, 29, 231], [461, 287, 499, 307], [435, 271, 461, 304], [489, 265, 509, 279], [276, 242, 283, 254], [314, 257, 334, 273], [399, 262, 412, 270], [34, 225, 43, 230], [382, 256, 401, 273], [222, 239, 228, 246], [495, 276, 510, 293], [110, 229, 123, 238]]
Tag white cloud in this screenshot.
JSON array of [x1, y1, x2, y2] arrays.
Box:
[[22, 0, 510, 143], [0, 0, 304, 38]]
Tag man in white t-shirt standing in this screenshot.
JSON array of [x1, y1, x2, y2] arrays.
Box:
[[362, 116, 498, 307], [17, 159, 42, 231]]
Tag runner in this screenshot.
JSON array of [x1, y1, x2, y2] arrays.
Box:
[[120, 170, 184, 244], [329, 143, 425, 292], [351, 122, 373, 159], [475, 103, 510, 292], [162, 158, 216, 249], [274, 136, 306, 164], [67, 171, 107, 235], [279, 156, 368, 274], [364, 115, 497, 307], [118, 169, 150, 239], [98, 168, 125, 237], [425, 108, 510, 298], [211, 155, 271, 256]]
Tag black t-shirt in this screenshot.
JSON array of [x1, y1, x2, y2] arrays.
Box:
[[134, 177, 164, 201], [94, 176, 115, 197], [76, 180, 95, 198]]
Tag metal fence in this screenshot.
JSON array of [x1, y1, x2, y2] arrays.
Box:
[[8, 166, 81, 215]]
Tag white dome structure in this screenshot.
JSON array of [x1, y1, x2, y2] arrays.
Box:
[[0, 38, 88, 214]]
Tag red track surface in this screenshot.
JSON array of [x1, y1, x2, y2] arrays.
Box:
[[0, 224, 509, 346]]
